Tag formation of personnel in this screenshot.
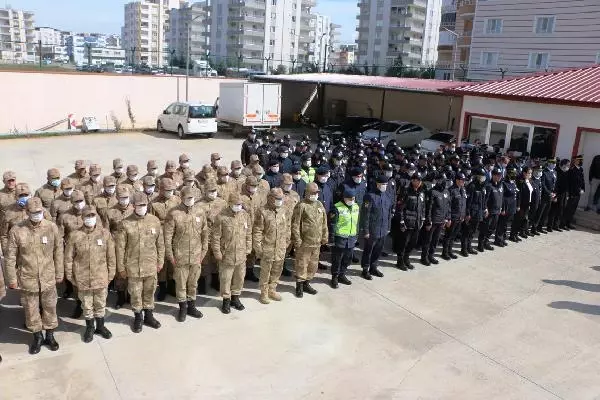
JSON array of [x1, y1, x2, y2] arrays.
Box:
[[0, 130, 588, 360]]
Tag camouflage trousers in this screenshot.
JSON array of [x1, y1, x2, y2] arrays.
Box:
[[22, 286, 58, 332], [174, 264, 202, 302], [259, 258, 284, 293], [158, 259, 174, 283], [128, 275, 157, 312], [294, 246, 320, 282], [201, 249, 218, 276], [78, 287, 108, 319], [218, 262, 246, 299]]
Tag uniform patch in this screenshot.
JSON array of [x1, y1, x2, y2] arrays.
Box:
[[97, 239, 103, 246], [42, 236, 48, 244], [151, 228, 156, 234], [195, 217, 201, 223], [443, 193, 448, 198]]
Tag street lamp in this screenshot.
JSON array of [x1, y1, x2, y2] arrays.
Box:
[[441, 27, 459, 80], [318, 32, 327, 72], [186, 14, 202, 102]]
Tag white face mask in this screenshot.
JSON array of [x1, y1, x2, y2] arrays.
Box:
[[105, 186, 116, 195], [533, 171, 542, 179], [283, 184, 292, 192], [274, 199, 283, 207], [181, 162, 190, 169], [232, 168, 242, 177], [408, 170, 416, 176], [378, 184, 388, 192], [231, 204, 242, 213], [561, 166, 569, 172], [30, 211, 44, 223], [345, 199, 355, 207], [303, 161, 311, 167], [63, 188, 74, 197], [164, 190, 174, 199], [207, 191, 217, 200], [293, 174, 301, 181], [114, 167, 123, 175], [145, 186, 155, 195], [184, 197, 195, 207], [135, 205, 147, 216], [318, 176, 328, 183], [308, 194, 318, 202], [83, 216, 96, 227], [255, 174, 264, 180], [270, 166, 280, 173], [281, 152, 289, 159], [353, 177, 362, 184], [74, 200, 85, 210], [477, 176, 486, 183], [248, 186, 257, 194], [92, 175, 101, 183], [118, 197, 130, 206], [149, 169, 158, 176], [219, 176, 229, 183], [129, 174, 139, 182], [213, 160, 221, 167], [385, 171, 393, 178]]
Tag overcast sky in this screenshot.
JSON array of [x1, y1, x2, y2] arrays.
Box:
[[11, 0, 357, 43]]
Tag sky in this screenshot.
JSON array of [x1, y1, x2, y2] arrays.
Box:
[[9, 0, 357, 43]]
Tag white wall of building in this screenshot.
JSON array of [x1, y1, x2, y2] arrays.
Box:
[[422, 0, 442, 65]]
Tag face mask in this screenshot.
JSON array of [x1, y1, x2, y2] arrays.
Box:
[[408, 170, 416, 176], [308, 194, 318, 202], [353, 177, 362, 184], [477, 176, 486, 183], [232, 168, 242, 177], [303, 161, 311, 167], [283, 184, 292, 192], [547, 164, 555, 170], [164, 190, 174, 199], [385, 171, 393, 178], [114, 167, 123, 175], [181, 162, 190, 169], [248, 186, 257, 194], [145, 186, 155, 195], [118, 197, 130, 206], [63, 188, 74, 197], [74, 201, 85, 210], [318, 176, 328, 183], [445, 181, 452, 189], [231, 204, 242, 213], [29, 211, 44, 223], [280, 153, 289, 159], [184, 197, 195, 207], [50, 179, 61, 188], [344, 199, 355, 207], [83, 216, 96, 227], [149, 169, 158, 176], [270, 166, 280, 173], [105, 186, 116, 195], [129, 174, 139, 182], [274, 199, 283, 207], [135, 205, 147, 216], [378, 184, 388, 192], [186, 181, 196, 187], [533, 171, 542, 179], [561, 166, 569, 172], [92, 175, 101, 183], [213, 160, 221, 167], [207, 191, 217, 200], [255, 174, 264, 180], [293, 174, 301, 181], [17, 195, 30, 207]]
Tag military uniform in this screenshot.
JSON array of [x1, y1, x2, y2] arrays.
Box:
[[93, 176, 119, 228], [0, 171, 17, 224], [50, 178, 76, 223], [68, 159, 90, 188], [216, 166, 237, 203], [34, 168, 62, 209], [111, 158, 128, 185], [120, 165, 144, 196], [57, 190, 88, 239], [79, 164, 104, 205]]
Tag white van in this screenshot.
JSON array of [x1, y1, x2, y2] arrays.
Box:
[[157, 101, 217, 139]]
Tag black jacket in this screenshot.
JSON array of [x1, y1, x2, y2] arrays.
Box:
[[530, 177, 542, 210], [555, 168, 569, 194], [540, 168, 557, 200], [518, 179, 533, 213], [398, 185, 426, 230], [486, 181, 504, 215], [448, 185, 467, 221], [466, 182, 487, 222], [240, 139, 259, 166], [568, 166, 585, 196], [501, 180, 519, 215], [425, 185, 451, 224]]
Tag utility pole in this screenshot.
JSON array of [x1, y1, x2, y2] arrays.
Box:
[[87, 43, 92, 66], [38, 39, 42, 69]]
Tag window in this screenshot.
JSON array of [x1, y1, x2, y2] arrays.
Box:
[[485, 18, 502, 34], [535, 16, 555, 34], [189, 105, 215, 118], [596, 52, 600, 64], [480, 51, 498, 67], [528, 52, 549, 69]]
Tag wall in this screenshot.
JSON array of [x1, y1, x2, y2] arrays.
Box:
[[0, 71, 244, 133], [458, 96, 600, 158]]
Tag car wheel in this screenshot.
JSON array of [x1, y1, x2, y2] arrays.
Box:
[[178, 125, 185, 139], [157, 121, 163, 132], [206, 132, 214, 138]]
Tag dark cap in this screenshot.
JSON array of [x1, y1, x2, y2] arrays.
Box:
[[343, 187, 356, 198], [316, 165, 330, 175]]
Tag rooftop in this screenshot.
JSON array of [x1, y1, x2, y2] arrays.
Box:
[[253, 73, 466, 94], [445, 65, 600, 108]]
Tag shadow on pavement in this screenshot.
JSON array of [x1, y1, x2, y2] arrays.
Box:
[[591, 266, 600, 272], [542, 279, 600, 293], [548, 301, 600, 316]]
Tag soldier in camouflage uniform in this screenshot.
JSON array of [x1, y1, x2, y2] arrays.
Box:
[[92, 176, 118, 227], [141, 175, 159, 204], [34, 168, 62, 209], [0, 171, 18, 225], [50, 178, 75, 223], [111, 158, 128, 185], [240, 176, 265, 283], [121, 165, 144, 195], [159, 160, 183, 189], [68, 159, 89, 188], [281, 173, 300, 276], [79, 164, 104, 205], [230, 160, 246, 193], [65, 206, 116, 343], [5, 197, 63, 355]]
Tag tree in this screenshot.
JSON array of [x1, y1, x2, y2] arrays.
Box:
[[420, 66, 436, 79], [363, 62, 370, 76], [385, 55, 404, 77], [274, 64, 287, 75]]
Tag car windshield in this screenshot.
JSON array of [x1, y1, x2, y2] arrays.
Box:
[[429, 133, 454, 141], [189, 105, 215, 118], [378, 122, 401, 132]]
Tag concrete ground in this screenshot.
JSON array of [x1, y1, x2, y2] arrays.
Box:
[[1, 132, 600, 400]]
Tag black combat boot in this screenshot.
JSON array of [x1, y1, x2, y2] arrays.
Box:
[[143, 309, 161, 329], [72, 299, 83, 319], [317, 262, 328, 270], [362, 269, 373, 280], [44, 329, 59, 351], [477, 242, 485, 253], [245, 267, 259, 282], [94, 317, 112, 339], [197, 276, 207, 295], [221, 298, 231, 314], [187, 300, 203, 318], [302, 281, 317, 295], [132, 312, 143, 333], [467, 246, 478, 255], [484, 242, 494, 251], [83, 319, 95, 343], [29, 331, 44, 355], [428, 256, 439, 265], [330, 275, 339, 289], [210, 273, 220, 292], [449, 250, 458, 259], [295, 282, 304, 298], [441, 249, 451, 261], [115, 290, 126, 310], [230, 295, 245, 311], [281, 267, 292, 277], [421, 256, 431, 266], [156, 281, 167, 301], [396, 255, 407, 271], [370, 267, 384, 278], [404, 255, 414, 270], [177, 302, 187, 322], [338, 274, 352, 285]]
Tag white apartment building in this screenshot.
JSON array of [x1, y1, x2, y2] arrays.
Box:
[[311, 13, 340, 71], [356, 0, 442, 74], [169, 1, 209, 65], [66, 33, 125, 65], [0, 7, 36, 63], [468, 0, 600, 81], [209, 0, 323, 72], [35, 27, 71, 62], [122, 0, 182, 67]]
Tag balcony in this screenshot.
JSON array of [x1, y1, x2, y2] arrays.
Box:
[[243, 29, 264, 37], [438, 31, 457, 46], [241, 0, 266, 10]]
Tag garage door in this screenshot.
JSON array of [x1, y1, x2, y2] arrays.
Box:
[[577, 130, 600, 207]]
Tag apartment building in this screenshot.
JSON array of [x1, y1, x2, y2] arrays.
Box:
[[67, 33, 126, 65], [169, 1, 209, 64], [468, 0, 600, 81], [34, 27, 70, 63], [356, 0, 441, 74], [122, 0, 182, 67], [435, 0, 455, 79], [311, 13, 340, 71], [0, 7, 36, 63]]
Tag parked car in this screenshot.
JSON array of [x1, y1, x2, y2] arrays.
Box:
[[420, 131, 456, 153], [362, 120, 431, 148], [157, 101, 217, 139], [319, 116, 381, 138]]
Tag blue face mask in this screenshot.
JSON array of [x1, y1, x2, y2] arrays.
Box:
[[17, 195, 30, 207], [50, 179, 61, 188]]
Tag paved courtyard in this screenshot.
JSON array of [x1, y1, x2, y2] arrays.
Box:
[[0, 132, 599, 400]]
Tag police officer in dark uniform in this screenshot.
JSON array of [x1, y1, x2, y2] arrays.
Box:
[[329, 150, 346, 189], [421, 171, 450, 266], [480, 168, 503, 251], [548, 158, 570, 232], [265, 159, 283, 189], [497, 166, 520, 244], [442, 172, 467, 260], [290, 165, 306, 198], [278, 145, 294, 174], [289, 141, 306, 166], [529, 165, 543, 235], [394, 172, 426, 271], [240, 130, 259, 166], [535, 159, 557, 233], [360, 175, 394, 279], [462, 168, 487, 257], [563, 155, 585, 230]]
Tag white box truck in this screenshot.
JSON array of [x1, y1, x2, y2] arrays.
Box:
[[216, 82, 281, 136]]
